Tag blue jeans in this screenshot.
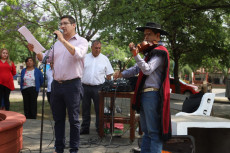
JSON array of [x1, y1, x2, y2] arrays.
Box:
[[140, 91, 163, 153]]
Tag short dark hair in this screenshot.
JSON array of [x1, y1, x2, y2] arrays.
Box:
[[25, 57, 34, 63], [60, 15, 76, 24], [91, 40, 101, 47]]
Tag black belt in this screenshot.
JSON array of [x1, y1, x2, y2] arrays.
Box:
[[54, 78, 80, 84], [83, 83, 102, 87]]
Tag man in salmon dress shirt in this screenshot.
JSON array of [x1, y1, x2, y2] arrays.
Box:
[[28, 15, 88, 153]]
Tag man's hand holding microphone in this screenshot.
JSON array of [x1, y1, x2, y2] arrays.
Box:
[[54, 29, 64, 42]]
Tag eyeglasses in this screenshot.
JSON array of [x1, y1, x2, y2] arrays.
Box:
[[59, 22, 71, 26]]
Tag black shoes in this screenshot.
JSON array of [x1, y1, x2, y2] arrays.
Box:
[[96, 128, 99, 133], [80, 128, 99, 134], [80, 129, 89, 135]]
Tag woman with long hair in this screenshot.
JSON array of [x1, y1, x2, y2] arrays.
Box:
[[0, 48, 16, 110]]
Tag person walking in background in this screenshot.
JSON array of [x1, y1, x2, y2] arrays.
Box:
[[0, 48, 16, 111], [46, 63, 53, 105], [114, 22, 171, 153], [20, 57, 44, 119], [80, 40, 114, 135], [28, 15, 88, 153]]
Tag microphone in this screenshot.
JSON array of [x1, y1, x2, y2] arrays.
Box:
[[39, 64, 44, 70], [54, 29, 63, 39], [42, 45, 53, 64], [42, 54, 49, 64]]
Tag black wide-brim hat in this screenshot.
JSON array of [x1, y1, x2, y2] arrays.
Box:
[[136, 22, 169, 35]]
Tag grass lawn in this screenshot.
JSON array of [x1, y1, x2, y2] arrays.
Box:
[[9, 98, 98, 120], [10, 99, 53, 120]]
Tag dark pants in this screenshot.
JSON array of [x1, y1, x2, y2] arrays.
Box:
[[0, 84, 11, 110], [81, 84, 102, 131], [51, 79, 82, 153], [21, 87, 38, 119], [46, 92, 51, 105]]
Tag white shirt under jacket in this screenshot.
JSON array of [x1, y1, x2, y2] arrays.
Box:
[[82, 53, 114, 86]]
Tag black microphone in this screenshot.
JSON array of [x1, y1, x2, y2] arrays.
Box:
[[54, 29, 63, 39], [42, 45, 53, 64], [39, 64, 44, 70], [42, 54, 49, 64]]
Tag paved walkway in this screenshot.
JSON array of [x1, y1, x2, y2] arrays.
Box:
[[9, 81, 230, 152], [12, 81, 139, 153], [21, 118, 139, 153]]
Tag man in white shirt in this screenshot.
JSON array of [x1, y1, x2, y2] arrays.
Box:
[[80, 40, 114, 134]]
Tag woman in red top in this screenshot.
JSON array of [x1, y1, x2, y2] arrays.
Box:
[[0, 48, 16, 110]]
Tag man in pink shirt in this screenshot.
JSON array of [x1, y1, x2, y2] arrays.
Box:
[[28, 15, 88, 153]]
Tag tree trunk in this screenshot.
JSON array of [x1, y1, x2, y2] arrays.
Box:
[[174, 57, 181, 94]]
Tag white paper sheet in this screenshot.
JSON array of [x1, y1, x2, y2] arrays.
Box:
[[18, 26, 46, 54]]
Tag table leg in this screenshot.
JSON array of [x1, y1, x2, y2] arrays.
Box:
[[99, 94, 104, 138], [130, 97, 135, 142], [110, 97, 115, 133]]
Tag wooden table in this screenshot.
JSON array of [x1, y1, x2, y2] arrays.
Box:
[[98, 91, 140, 141]]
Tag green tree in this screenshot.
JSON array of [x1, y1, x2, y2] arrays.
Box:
[[1, 0, 230, 93], [0, 0, 49, 63], [1, 0, 145, 64], [97, 0, 230, 93], [155, 0, 230, 93]]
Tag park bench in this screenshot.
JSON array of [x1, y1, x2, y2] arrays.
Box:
[[171, 93, 230, 153]]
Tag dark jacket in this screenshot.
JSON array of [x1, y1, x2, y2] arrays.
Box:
[[182, 91, 204, 113]]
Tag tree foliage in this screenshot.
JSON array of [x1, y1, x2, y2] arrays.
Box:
[[100, 0, 230, 93], [157, 0, 230, 92], [0, 0, 229, 93]]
